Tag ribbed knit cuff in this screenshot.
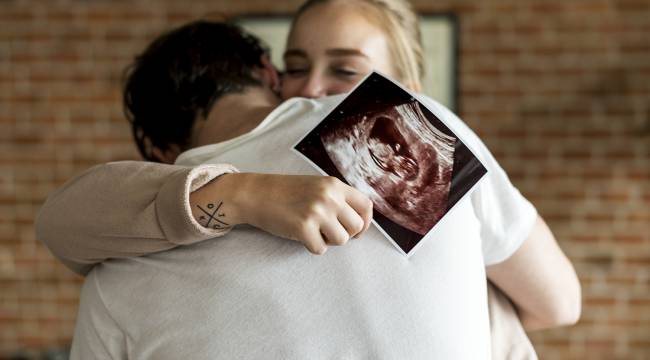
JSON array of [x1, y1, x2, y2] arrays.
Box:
[[157, 163, 239, 245]]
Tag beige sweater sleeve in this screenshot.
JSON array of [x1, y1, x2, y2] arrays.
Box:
[[35, 160, 238, 275]]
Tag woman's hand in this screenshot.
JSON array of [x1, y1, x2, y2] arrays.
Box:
[[190, 173, 373, 255]]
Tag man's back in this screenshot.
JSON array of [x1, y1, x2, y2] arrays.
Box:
[[71, 95, 535, 359]]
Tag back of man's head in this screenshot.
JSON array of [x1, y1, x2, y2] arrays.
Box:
[[123, 20, 269, 162]]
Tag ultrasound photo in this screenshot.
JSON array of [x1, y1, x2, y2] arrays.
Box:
[[294, 72, 487, 256]]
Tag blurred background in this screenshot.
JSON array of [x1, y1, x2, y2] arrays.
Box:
[[1, 0, 649, 359]]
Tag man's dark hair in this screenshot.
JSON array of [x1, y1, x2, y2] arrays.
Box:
[[123, 20, 269, 161]]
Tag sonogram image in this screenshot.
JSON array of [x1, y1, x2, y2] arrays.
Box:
[[294, 72, 487, 255], [320, 101, 456, 235]]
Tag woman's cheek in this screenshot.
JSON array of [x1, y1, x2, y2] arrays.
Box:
[[326, 80, 358, 95], [281, 75, 367, 98], [280, 78, 301, 99]]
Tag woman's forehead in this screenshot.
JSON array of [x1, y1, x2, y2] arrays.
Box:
[[287, 2, 386, 51]]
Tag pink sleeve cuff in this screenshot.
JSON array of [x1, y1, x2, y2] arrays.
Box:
[[157, 163, 239, 245]]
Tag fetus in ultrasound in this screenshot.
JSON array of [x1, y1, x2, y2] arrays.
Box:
[[321, 101, 456, 235]]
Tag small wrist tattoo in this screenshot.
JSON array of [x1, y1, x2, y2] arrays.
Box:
[[196, 201, 230, 230]]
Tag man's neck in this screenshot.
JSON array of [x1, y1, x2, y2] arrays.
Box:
[[190, 86, 281, 148]]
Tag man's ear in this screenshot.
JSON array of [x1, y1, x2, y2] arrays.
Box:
[[151, 145, 182, 164], [258, 54, 281, 93]]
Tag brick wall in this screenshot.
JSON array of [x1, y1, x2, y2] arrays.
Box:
[[1, 0, 648, 358]]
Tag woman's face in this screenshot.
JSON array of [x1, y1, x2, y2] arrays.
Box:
[[281, 2, 395, 99]]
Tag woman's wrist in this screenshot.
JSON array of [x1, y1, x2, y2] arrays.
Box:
[[189, 173, 249, 229]]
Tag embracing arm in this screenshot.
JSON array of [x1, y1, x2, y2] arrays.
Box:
[[35, 161, 238, 275], [36, 161, 372, 275], [190, 173, 372, 255], [486, 215, 581, 331]]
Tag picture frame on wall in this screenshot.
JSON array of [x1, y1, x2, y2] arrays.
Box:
[[237, 14, 458, 112]]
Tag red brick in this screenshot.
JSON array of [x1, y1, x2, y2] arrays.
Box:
[[614, 235, 646, 243], [624, 257, 650, 266], [540, 129, 572, 140], [616, 0, 650, 12], [563, 149, 592, 161], [105, 29, 134, 42], [630, 340, 650, 348], [626, 213, 650, 223], [529, 3, 565, 13], [46, 11, 77, 22], [571, 235, 601, 243], [579, 168, 612, 181], [567, 2, 611, 13], [585, 213, 616, 222], [600, 191, 630, 202], [584, 339, 616, 350]]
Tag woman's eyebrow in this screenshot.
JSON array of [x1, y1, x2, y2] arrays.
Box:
[[283, 49, 307, 59], [325, 48, 369, 58], [284, 48, 370, 59]]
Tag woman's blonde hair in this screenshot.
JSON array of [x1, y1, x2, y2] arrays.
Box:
[[293, 0, 424, 90]]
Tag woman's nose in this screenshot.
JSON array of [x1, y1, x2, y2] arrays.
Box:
[[298, 73, 327, 98]]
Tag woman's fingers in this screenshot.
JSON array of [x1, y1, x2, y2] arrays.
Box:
[[320, 219, 351, 246], [343, 187, 373, 236], [302, 224, 328, 255], [244, 174, 374, 255], [337, 203, 365, 238]]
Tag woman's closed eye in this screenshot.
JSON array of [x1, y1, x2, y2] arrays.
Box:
[[332, 67, 360, 78], [285, 68, 309, 77]]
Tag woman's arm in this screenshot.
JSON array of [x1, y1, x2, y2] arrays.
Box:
[[486, 216, 581, 330], [35, 161, 237, 275], [36, 161, 372, 275], [190, 173, 373, 255]]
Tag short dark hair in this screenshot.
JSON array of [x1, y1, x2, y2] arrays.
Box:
[[123, 20, 269, 161]]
